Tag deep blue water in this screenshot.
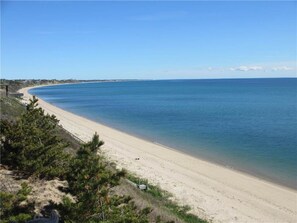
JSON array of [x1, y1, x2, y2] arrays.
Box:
[[30, 78, 297, 189]]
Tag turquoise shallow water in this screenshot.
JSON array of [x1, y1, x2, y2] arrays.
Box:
[[30, 78, 297, 189]]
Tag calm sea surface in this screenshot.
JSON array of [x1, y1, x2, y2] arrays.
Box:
[[30, 78, 297, 189]]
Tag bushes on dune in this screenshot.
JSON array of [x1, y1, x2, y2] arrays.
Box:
[[58, 133, 150, 222], [0, 96, 151, 222], [0, 183, 35, 223], [0, 96, 70, 179]]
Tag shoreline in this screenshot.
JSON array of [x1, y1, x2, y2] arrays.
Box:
[[19, 85, 297, 223], [28, 82, 297, 191]]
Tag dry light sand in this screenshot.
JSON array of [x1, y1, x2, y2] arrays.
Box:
[[19, 86, 297, 223]]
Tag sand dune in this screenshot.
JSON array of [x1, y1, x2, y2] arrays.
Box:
[[19, 86, 297, 223]]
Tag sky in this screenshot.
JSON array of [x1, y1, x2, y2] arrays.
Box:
[[1, 1, 296, 80]]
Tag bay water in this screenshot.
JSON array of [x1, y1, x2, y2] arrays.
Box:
[[30, 78, 297, 189]]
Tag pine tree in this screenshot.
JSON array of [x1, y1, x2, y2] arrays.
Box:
[[1, 97, 151, 222], [0, 182, 35, 223], [60, 133, 150, 222], [0, 96, 70, 179]]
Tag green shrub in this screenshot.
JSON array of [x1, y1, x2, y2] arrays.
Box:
[[126, 174, 207, 223], [0, 96, 70, 179], [0, 183, 34, 223], [57, 133, 150, 222]]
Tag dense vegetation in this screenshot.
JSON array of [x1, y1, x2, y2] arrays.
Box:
[[1, 97, 70, 179], [0, 183, 34, 223], [0, 97, 151, 222], [0, 88, 207, 223], [0, 79, 85, 92], [0, 79, 127, 95], [57, 133, 152, 222]]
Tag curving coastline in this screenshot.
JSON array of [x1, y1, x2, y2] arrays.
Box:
[[19, 86, 297, 223]]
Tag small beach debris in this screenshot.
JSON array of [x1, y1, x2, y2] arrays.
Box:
[[125, 179, 148, 191], [137, 184, 148, 190]]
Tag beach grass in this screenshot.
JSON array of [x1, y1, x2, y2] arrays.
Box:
[[127, 174, 208, 223]]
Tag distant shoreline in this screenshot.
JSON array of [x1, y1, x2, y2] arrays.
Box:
[[19, 85, 297, 223]]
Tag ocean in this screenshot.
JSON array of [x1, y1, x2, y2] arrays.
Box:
[[30, 78, 297, 189]]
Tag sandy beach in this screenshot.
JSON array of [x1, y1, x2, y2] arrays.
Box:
[[19, 86, 297, 223]]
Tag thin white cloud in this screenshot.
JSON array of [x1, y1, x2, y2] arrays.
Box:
[[230, 64, 296, 72], [230, 66, 263, 72], [271, 66, 294, 71], [150, 61, 296, 79]]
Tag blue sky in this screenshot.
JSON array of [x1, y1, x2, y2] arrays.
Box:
[[1, 1, 296, 79]]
